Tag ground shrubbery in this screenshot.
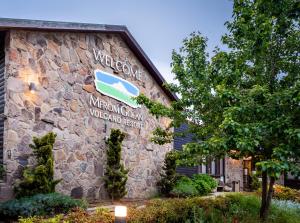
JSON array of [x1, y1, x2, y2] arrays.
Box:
[[171, 176, 198, 197], [128, 194, 300, 223], [256, 184, 300, 203], [0, 193, 87, 220], [18, 208, 113, 223], [273, 184, 300, 203], [192, 174, 218, 195], [16, 194, 300, 223], [157, 151, 217, 197], [171, 174, 217, 197]]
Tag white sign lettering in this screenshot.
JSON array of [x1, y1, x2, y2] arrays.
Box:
[[89, 95, 144, 129], [93, 48, 144, 82]]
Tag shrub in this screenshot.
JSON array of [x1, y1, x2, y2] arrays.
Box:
[[0, 193, 87, 220], [18, 194, 300, 223], [128, 194, 300, 223], [171, 174, 217, 197], [104, 129, 129, 201], [157, 151, 180, 196], [171, 176, 198, 197], [192, 174, 217, 195], [273, 184, 300, 203], [19, 215, 63, 223], [14, 132, 61, 198], [249, 173, 260, 191], [18, 208, 113, 223], [65, 207, 113, 223]]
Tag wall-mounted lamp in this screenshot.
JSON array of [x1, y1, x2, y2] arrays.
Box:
[[115, 205, 127, 223], [7, 149, 11, 159], [29, 82, 37, 94]]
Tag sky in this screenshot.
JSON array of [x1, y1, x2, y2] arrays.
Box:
[[0, 0, 233, 83]]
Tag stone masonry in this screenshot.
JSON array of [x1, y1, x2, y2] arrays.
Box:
[[1, 30, 173, 201]]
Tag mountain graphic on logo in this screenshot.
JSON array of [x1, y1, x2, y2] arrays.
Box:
[[94, 70, 140, 108]]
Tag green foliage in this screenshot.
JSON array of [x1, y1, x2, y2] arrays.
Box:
[[250, 173, 260, 191], [157, 151, 180, 196], [0, 193, 87, 220], [257, 184, 300, 203], [104, 129, 129, 200], [171, 174, 217, 197], [171, 176, 198, 197], [0, 164, 5, 179], [19, 215, 64, 223], [14, 132, 61, 198], [192, 174, 217, 195], [18, 208, 113, 223], [136, 0, 300, 219], [272, 184, 300, 202], [128, 194, 300, 223], [17, 194, 300, 223]]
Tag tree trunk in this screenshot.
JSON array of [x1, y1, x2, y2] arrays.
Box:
[[260, 171, 268, 219], [260, 172, 276, 220], [264, 177, 275, 218]]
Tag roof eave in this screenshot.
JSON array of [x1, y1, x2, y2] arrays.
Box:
[[0, 18, 178, 101]]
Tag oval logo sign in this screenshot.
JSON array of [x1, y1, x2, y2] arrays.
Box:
[[94, 70, 140, 108]]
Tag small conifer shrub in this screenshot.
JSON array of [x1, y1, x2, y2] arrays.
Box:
[[14, 132, 61, 198], [104, 129, 129, 201], [157, 151, 180, 196]]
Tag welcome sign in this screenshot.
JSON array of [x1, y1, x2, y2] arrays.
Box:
[[94, 70, 140, 108]]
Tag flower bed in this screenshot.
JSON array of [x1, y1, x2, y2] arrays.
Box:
[[17, 193, 300, 223]]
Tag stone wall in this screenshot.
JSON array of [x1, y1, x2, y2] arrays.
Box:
[[225, 157, 244, 190], [1, 30, 173, 201]]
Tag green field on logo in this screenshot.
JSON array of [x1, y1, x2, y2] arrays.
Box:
[[95, 81, 139, 108]]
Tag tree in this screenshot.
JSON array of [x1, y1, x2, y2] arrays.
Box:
[[14, 132, 61, 198], [157, 151, 180, 196], [104, 129, 129, 201], [136, 0, 300, 219]]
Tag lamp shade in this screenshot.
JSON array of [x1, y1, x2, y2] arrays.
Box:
[[115, 206, 127, 217]]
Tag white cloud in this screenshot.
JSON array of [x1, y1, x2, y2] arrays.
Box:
[[152, 60, 178, 85], [111, 81, 133, 96]]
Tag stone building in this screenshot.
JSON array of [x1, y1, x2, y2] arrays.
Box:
[[0, 18, 177, 201], [1, 18, 295, 202]]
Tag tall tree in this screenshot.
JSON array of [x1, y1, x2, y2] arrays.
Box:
[[136, 0, 300, 219]]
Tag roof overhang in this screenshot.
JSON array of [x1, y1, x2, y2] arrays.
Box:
[[0, 18, 178, 101]]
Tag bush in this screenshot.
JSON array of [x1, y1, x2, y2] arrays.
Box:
[[192, 174, 217, 195], [104, 129, 129, 201], [18, 194, 300, 223], [171, 174, 217, 197], [14, 132, 61, 198], [18, 208, 113, 223], [249, 173, 260, 191], [273, 184, 300, 203], [0, 193, 87, 220], [157, 151, 180, 196], [171, 176, 198, 197], [128, 194, 300, 223]]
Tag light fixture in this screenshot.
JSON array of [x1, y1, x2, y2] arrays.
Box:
[[114, 205, 127, 223], [7, 149, 11, 159], [29, 82, 37, 94]]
